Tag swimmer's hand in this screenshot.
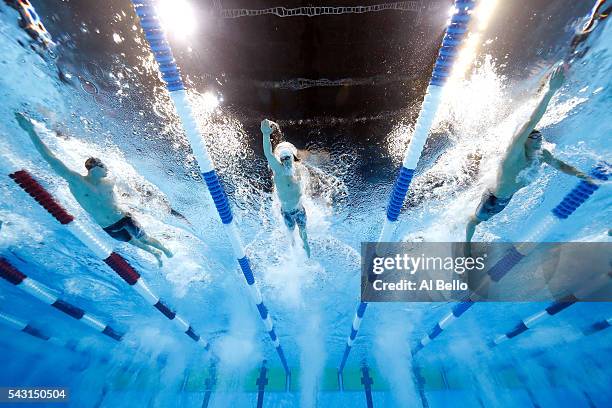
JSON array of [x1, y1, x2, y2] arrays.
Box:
[[548, 64, 565, 91], [261, 119, 278, 135], [15, 112, 35, 133]]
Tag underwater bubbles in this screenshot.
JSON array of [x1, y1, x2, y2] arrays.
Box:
[[78, 76, 98, 95]]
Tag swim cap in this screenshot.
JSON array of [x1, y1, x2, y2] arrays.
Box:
[[275, 142, 298, 161]]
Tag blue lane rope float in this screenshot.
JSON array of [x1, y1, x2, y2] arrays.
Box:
[[8, 169, 210, 349], [129, 0, 289, 376], [492, 316, 612, 367], [490, 269, 612, 347], [582, 316, 612, 336], [0, 257, 123, 341], [493, 315, 612, 372], [412, 163, 610, 355], [491, 297, 576, 347], [337, 0, 477, 377]]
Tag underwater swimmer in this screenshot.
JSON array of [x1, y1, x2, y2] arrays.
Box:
[[465, 65, 600, 253], [261, 119, 311, 257], [15, 113, 173, 266]]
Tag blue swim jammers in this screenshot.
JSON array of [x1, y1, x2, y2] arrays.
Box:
[[475, 191, 513, 221], [282, 206, 307, 230]]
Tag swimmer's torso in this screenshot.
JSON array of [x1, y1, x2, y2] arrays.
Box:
[[273, 169, 303, 211], [495, 147, 541, 198], [68, 177, 125, 227]]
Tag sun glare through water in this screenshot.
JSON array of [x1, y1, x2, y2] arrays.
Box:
[[446, 0, 499, 88], [444, 0, 498, 103], [156, 0, 197, 39]]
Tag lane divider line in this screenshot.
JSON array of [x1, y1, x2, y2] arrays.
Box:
[[8, 169, 210, 349]]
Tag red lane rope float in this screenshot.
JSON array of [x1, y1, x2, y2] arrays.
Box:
[[103, 253, 141, 286], [10, 170, 74, 224], [0, 258, 26, 284]]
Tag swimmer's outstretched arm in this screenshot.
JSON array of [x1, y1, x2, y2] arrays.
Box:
[[261, 119, 283, 173], [541, 150, 601, 184], [15, 112, 82, 184], [509, 65, 566, 156]]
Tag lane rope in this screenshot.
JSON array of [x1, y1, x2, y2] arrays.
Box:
[[130, 0, 290, 377], [412, 163, 610, 355], [218, 2, 420, 18], [338, 0, 478, 376], [0, 257, 123, 341], [8, 169, 210, 349], [490, 268, 612, 347]]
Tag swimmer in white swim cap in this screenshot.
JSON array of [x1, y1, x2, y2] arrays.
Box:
[[261, 119, 311, 257]]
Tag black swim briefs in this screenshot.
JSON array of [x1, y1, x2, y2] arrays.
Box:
[[475, 191, 513, 221], [103, 215, 145, 242]]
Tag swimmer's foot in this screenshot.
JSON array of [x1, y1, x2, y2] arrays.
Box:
[[153, 251, 164, 267], [163, 248, 173, 259], [303, 242, 311, 258]]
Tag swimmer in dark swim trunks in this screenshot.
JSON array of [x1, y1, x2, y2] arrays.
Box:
[[465, 65, 598, 255], [282, 207, 307, 231], [261, 119, 311, 257], [16, 113, 173, 266], [103, 215, 146, 242], [474, 191, 513, 222]]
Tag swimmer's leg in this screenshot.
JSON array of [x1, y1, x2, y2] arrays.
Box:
[[298, 225, 311, 258], [464, 216, 482, 257], [126, 219, 173, 259], [281, 210, 298, 248], [138, 234, 173, 259], [286, 226, 296, 249], [129, 238, 164, 267]]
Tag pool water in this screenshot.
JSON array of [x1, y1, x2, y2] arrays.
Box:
[[0, 1, 610, 407]]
